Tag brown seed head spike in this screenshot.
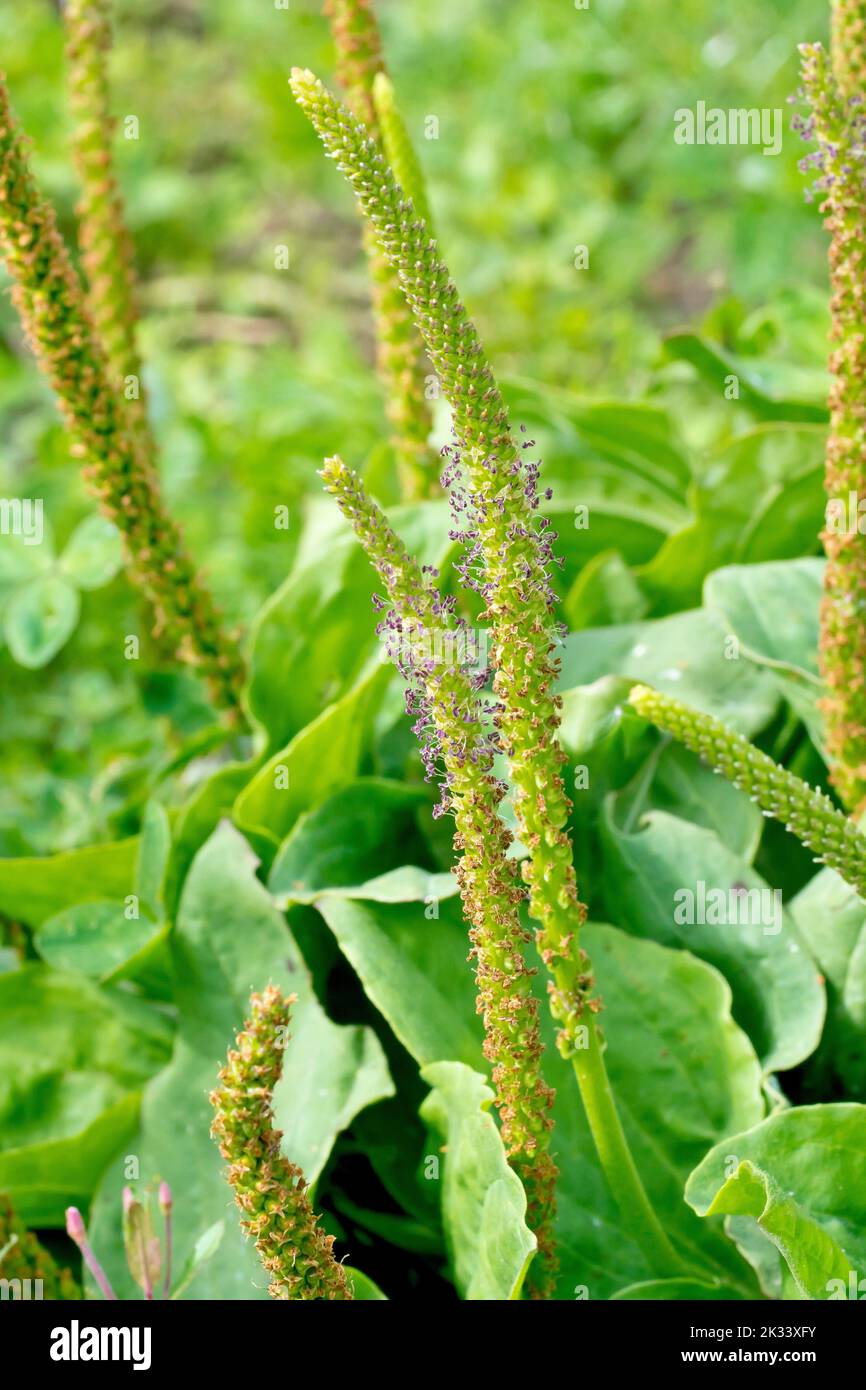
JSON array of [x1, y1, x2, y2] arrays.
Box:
[[210, 986, 353, 1300], [0, 73, 245, 718]]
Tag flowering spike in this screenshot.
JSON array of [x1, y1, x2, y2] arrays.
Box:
[[629, 684, 866, 899], [320, 455, 558, 1293], [291, 67, 513, 465], [831, 0, 866, 102], [798, 42, 866, 810], [322, 4, 435, 501], [0, 75, 245, 719], [372, 73, 433, 228], [210, 986, 353, 1300], [302, 70, 682, 1280], [65, 1205, 118, 1300], [0, 1194, 79, 1299], [64, 0, 149, 442]]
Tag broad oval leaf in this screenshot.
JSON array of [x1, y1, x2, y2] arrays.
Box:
[[686, 1105, 866, 1300], [58, 514, 123, 591], [420, 1061, 536, 1301], [35, 901, 166, 982], [4, 573, 80, 668], [601, 804, 825, 1074]]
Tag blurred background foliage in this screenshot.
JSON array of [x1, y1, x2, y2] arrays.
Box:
[[0, 0, 829, 852]]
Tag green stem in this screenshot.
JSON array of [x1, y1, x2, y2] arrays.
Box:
[[572, 1015, 685, 1276]]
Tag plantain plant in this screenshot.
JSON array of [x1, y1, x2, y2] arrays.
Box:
[[3, 0, 866, 1308]]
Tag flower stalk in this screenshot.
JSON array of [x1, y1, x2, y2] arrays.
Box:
[[322, 2, 435, 500], [294, 70, 684, 1278], [320, 455, 558, 1288], [66, 1206, 118, 1300], [372, 72, 433, 227], [629, 684, 866, 899], [158, 1180, 173, 1300], [210, 986, 353, 1300], [64, 0, 149, 441], [797, 41, 866, 811], [832, 0, 866, 102], [0, 75, 245, 719]]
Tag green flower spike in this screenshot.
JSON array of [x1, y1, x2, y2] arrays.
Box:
[[372, 73, 433, 228], [0, 76, 244, 719], [832, 0, 866, 101], [0, 1193, 80, 1299], [210, 986, 353, 1300], [320, 455, 558, 1291], [629, 684, 866, 899], [296, 73, 684, 1278], [290, 67, 588, 1049], [64, 0, 149, 441], [322, 2, 435, 501], [799, 42, 866, 811]]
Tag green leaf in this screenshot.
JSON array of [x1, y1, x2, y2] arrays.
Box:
[[0, 1083, 140, 1227], [4, 573, 80, 668], [87, 821, 393, 1300], [611, 1278, 747, 1300], [315, 896, 483, 1069], [601, 804, 825, 1073], [549, 924, 765, 1299], [163, 758, 258, 918], [649, 742, 763, 863], [346, 1267, 389, 1300], [420, 1061, 536, 1301], [503, 381, 692, 520], [135, 800, 172, 920], [35, 901, 166, 983], [317, 890, 765, 1298], [123, 1194, 162, 1295], [170, 1220, 225, 1299], [0, 964, 173, 1092], [58, 514, 123, 591], [246, 503, 451, 751], [559, 607, 778, 736], [686, 1106, 866, 1300], [790, 866, 866, 1095], [0, 523, 54, 588], [234, 664, 391, 851], [663, 332, 827, 422], [704, 559, 824, 743], [704, 559, 822, 682], [564, 549, 648, 630], [0, 837, 139, 927], [639, 426, 825, 611], [268, 778, 432, 905]]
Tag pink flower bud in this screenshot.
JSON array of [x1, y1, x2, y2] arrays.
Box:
[[65, 1207, 86, 1245]]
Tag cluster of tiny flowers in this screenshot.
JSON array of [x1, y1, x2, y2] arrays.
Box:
[[832, 0, 866, 105], [322, 2, 435, 500], [320, 455, 559, 1295], [64, 0, 146, 426], [377, 600, 500, 818], [0, 75, 245, 719], [441, 433, 559, 621], [210, 986, 353, 1301]]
